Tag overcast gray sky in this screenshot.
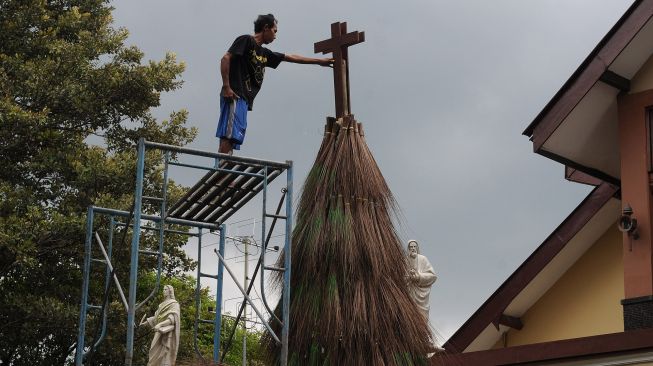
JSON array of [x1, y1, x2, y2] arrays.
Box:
[[111, 0, 632, 340]]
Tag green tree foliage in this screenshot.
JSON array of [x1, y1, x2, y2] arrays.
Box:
[[212, 314, 266, 366], [0, 0, 202, 364]]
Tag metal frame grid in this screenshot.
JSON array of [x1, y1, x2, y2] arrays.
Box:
[[75, 138, 293, 366]]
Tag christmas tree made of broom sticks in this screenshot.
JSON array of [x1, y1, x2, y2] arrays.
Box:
[[265, 22, 436, 365]]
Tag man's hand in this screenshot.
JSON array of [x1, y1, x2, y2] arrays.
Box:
[[319, 58, 335, 68], [221, 85, 239, 100]]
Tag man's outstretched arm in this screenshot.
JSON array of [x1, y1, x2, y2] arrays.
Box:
[[284, 54, 333, 67]]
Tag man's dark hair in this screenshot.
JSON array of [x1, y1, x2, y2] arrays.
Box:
[[254, 14, 277, 33]]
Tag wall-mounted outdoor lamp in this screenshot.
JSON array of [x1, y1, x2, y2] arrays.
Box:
[[618, 204, 640, 242]]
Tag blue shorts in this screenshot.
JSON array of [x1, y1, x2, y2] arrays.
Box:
[[216, 96, 248, 150]]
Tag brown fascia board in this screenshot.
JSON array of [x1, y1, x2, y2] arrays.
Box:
[[538, 149, 621, 187], [565, 166, 604, 187], [433, 328, 653, 366], [443, 182, 619, 353], [522, 0, 653, 151]]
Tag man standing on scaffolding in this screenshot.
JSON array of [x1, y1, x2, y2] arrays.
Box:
[[217, 14, 333, 155]]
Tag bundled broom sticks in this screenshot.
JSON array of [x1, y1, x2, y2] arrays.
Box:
[[265, 116, 437, 365]]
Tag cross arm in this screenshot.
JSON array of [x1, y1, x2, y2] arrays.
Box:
[[314, 31, 365, 54]]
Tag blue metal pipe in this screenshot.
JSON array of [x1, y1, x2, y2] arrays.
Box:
[[124, 138, 146, 366], [136, 151, 169, 311], [281, 161, 293, 366], [152, 152, 169, 295], [259, 167, 281, 324], [75, 206, 94, 366], [91, 206, 219, 230], [91, 217, 115, 350], [143, 140, 290, 169], [114, 222, 199, 236], [214, 225, 226, 362], [168, 161, 266, 179], [193, 228, 204, 360]]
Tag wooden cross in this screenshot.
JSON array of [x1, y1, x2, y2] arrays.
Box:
[[314, 22, 365, 119]]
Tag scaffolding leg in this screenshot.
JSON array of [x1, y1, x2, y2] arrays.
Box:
[[125, 138, 146, 366], [214, 225, 226, 362], [135, 151, 169, 311], [194, 228, 204, 360], [90, 219, 116, 352], [75, 207, 94, 366], [194, 225, 225, 361], [95, 217, 115, 347], [281, 162, 293, 365]]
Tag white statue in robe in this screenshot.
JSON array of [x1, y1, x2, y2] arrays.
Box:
[[406, 240, 437, 321], [139, 285, 181, 366]]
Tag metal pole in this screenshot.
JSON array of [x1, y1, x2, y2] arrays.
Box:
[[136, 151, 169, 310], [168, 161, 266, 178], [281, 162, 293, 366], [194, 228, 203, 360], [91, 217, 115, 348], [75, 206, 94, 366], [90, 206, 219, 230], [143, 140, 290, 169], [214, 225, 226, 362], [243, 237, 248, 366], [258, 167, 282, 324], [125, 138, 146, 366]]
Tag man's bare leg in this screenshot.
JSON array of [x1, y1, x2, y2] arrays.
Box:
[[219, 138, 234, 155]]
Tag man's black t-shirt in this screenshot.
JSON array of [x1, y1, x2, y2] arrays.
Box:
[[227, 35, 285, 110]]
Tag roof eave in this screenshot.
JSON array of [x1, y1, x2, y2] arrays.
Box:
[[523, 0, 650, 141], [444, 182, 619, 352], [436, 328, 653, 366]]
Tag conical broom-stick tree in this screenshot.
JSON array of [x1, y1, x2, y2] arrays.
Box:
[[265, 115, 438, 365]]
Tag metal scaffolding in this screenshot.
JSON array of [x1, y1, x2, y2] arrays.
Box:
[[75, 138, 293, 366]]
